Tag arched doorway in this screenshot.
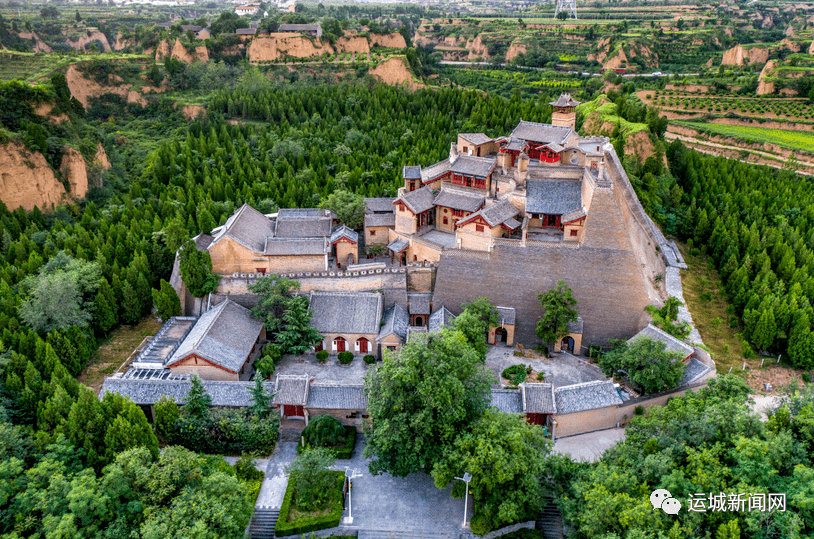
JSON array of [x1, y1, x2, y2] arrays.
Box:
[[561, 336, 575, 352], [414, 316, 424, 326], [356, 337, 369, 353], [495, 327, 508, 343], [333, 336, 346, 353]]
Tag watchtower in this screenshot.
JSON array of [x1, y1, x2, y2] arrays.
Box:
[[549, 93, 581, 130]]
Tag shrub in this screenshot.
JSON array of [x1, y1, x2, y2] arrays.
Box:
[[300, 425, 356, 459], [634, 405, 645, 416], [338, 351, 353, 364], [363, 354, 376, 364], [235, 453, 264, 482], [469, 513, 492, 536], [275, 470, 344, 536], [302, 415, 345, 447], [316, 349, 329, 362], [536, 372, 545, 381], [802, 372, 811, 384], [501, 364, 527, 386]]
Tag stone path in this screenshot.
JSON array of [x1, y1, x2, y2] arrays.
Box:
[[665, 266, 704, 346], [255, 442, 298, 508], [554, 428, 626, 462]]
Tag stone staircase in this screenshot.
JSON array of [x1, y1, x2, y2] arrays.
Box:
[[247, 506, 279, 539], [535, 496, 564, 539], [359, 530, 461, 539]]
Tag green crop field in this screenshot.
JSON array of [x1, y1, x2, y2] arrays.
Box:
[[678, 121, 814, 153], [0, 51, 151, 83]]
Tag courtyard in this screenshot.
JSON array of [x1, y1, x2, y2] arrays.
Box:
[[484, 345, 607, 388]]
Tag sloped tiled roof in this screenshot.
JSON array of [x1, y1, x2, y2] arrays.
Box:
[[511, 120, 572, 145], [235, 27, 257, 35], [398, 186, 435, 214], [100, 378, 271, 407], [406, 325, 428, 342], [408, 293, 432, 315], [549, 93, 581, 108], [567, 316, 584, 335], [272, 375, 308, 406], [459, 133, 493, 146], [428, 305, 455, 333], [278, 23, 321, 32], [307, 384, 367, 409], [628, 324, 694, 357], [523, 383, 556, 413], [265, 237, 326, 256], [330, 225, 358, 244], [433, 188, 485, 212], [450, 155, 497, 178], [194, 233, 214, 251], [309, 291, 383, 335], [365, 197, 397, 213], [166, 299, 263, 373], [490, 388, 523, 413], [420, 160, 451, 183], [682, 357, 710, 385], [387, 237, 409, 253], [275, 210, 332, 238], [377, 303, 409, 342], [540, 142, 565, 153], [526, 179, 582, 215], [554, 380, 622, 414], [402, 166, 422, 180], [562, 206, 587, 223], [457, 199, 520, 228], [496, 306, 516, 326], [210, 203, 275, 253], [365, 213, 396, 228], [504, 138, 528, 152]]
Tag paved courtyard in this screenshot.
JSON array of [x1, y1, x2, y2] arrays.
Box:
[[275, 352, 368, 384], [251, 437, 474, 533], [553, 428, 626, 462], [485, 346, 607, 388]]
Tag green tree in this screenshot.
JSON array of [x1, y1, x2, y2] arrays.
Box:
[[599, 337, 686, 394], [178, 240, 219, 298], [249, 377, 272, 419], [75, 10, 81, 22], [319, 189, 366, 229], [286, 447, 336, 508], [121, 280, 142, 325], [275, 295, 321, 355], [432, 409, 550, 532], [452, 297, 498, 360], [154, 395, 180, 444], [248, 275, 300, 334], [152, 279, 182, 321], [103, 400, 159, 461], [364, 329, 496, 477], [162, 216, 189, 255], [182, 374, 211, 423], [536, 280, 578, 354]]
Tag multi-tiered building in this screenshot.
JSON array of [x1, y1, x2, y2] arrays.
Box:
[[384, 94, 610, 265]]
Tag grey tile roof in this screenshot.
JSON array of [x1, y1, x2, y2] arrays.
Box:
[[309, 291, 384, 335], [496, 306, 516, 326], [562, 206, 587, 223], [459, 133, 493, 146], [307, 384, 367, 410], [402, 166, 422, 180], [458, 199, 519, 228], [511, 120, 573, 145], [450, 155, 497, 178], [275, 213, 332, 239], [428, 305, 455, 332], [433, 188, 485, 212], [420, 160, 451, 183], [406, 325, 428, 342], [278, 23, 321, 32], [210, 204, 275, 253], [504, 138, 528, 152], [330, 225, 358, 244], [194, 233, 214, 251], [525, 179, 582, 215], [682, 357, 710, 385], [181, 25, 203, 31], [387, 237, 409, 253], [278, 208, 328, 219], [265, 237, 327, 256], [554, 380, 622, 414], [236, 27, 257, 35], [365, 197, 397, 213], [542, 142, 565, 153], [566, 316, 584, 334], [365, 213, 396, 228], [166, 299, 263, 373], [503, 217, 521, 229], [273, 375, 308, 406], [490, 388, 523, 413], [408, 293, 432, 315], [377, 303, 409, 341], [628, 324, 694, 357], [549, 93, 581, 108], [523, 383, 556, 413], [100, 378, 271, 406], [398, 186, 436, 214]]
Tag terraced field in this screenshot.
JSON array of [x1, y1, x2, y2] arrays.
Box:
[[677, 121, 814, 153], [0, 51, 150, 84]]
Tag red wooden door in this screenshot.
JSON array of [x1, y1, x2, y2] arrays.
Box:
[[358, 338, 369, 353], [526, 413, 546, 426], [283, 405, 304, 417], [335, 337, 346, 352]]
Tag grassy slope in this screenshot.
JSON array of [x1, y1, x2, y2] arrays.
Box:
[[678, 121, 814, 153]]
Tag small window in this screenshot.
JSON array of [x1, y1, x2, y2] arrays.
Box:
[[370, 229, 376, 236], [570, 229, 578, 236], [443, 217, 448, 225], [462, 146, 468, 153], [346, 412, 359, 419], [476, 225, 484, 233], [387, 346, 396, 351]]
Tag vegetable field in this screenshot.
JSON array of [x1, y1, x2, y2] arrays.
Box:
[[679, 121, 814, 153]]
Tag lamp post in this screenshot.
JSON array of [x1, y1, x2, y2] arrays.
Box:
[[343, 468, 361, 525], [454, 472, 472, 528]]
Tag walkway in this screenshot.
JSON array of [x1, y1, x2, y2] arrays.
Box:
[[553, 428, 626, 462]]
